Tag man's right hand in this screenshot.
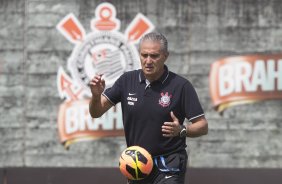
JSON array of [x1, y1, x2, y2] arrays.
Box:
[[89, 74, 105, 97], [89, 74, 112, 118]]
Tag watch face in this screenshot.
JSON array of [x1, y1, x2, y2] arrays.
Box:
[[180, 127, 187, 138]]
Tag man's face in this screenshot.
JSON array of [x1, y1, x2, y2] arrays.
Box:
[[139, 40, 168, 81]]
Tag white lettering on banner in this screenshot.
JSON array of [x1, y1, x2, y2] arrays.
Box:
[[65, 103, 122, 134], [65, 106, 78, 134], [94, 104, 123, 130], [219, 59, 282, 96]]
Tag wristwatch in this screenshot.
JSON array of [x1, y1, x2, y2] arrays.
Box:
[[179, 125, 187, 138]]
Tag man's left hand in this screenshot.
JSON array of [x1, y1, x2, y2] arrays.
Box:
[[162, 111, 181, 137]]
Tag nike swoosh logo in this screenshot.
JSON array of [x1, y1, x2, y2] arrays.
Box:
[[128, 93, 136, 96], [165, 175, 173, 179]]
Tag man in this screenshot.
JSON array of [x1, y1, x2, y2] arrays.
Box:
[[89, 32, 208, 184]]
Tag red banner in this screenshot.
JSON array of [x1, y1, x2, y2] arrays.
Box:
[[210, 54, 282, 112]]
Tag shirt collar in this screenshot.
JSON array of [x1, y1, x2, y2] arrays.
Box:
[[139, 65, 170, 84]]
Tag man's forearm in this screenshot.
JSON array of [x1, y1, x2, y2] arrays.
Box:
[[89, 95, 104, 118], [89, 95, 113, 118], [186, 117, 208, 137]]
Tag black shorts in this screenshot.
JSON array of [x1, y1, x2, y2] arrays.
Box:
[[128, 150, 188, 184]]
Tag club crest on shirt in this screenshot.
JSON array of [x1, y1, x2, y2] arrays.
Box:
[[159, 92, 172, 107]]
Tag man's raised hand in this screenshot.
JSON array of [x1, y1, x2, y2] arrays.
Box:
[[89, 74, 105, 97]]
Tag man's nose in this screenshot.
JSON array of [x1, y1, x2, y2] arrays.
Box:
[[145, 56, 153, 63]]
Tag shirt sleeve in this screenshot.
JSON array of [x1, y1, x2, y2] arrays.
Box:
[[181, 81, 205, 122], [102, 74, 124, 105]]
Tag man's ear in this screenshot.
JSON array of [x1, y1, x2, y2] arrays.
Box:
[[165, 51, 169, 59]]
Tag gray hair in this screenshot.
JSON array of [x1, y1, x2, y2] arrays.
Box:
[[139, 32, 168, 53]]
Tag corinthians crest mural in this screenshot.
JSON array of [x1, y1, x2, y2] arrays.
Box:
[[56, 2, 154, 148]]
